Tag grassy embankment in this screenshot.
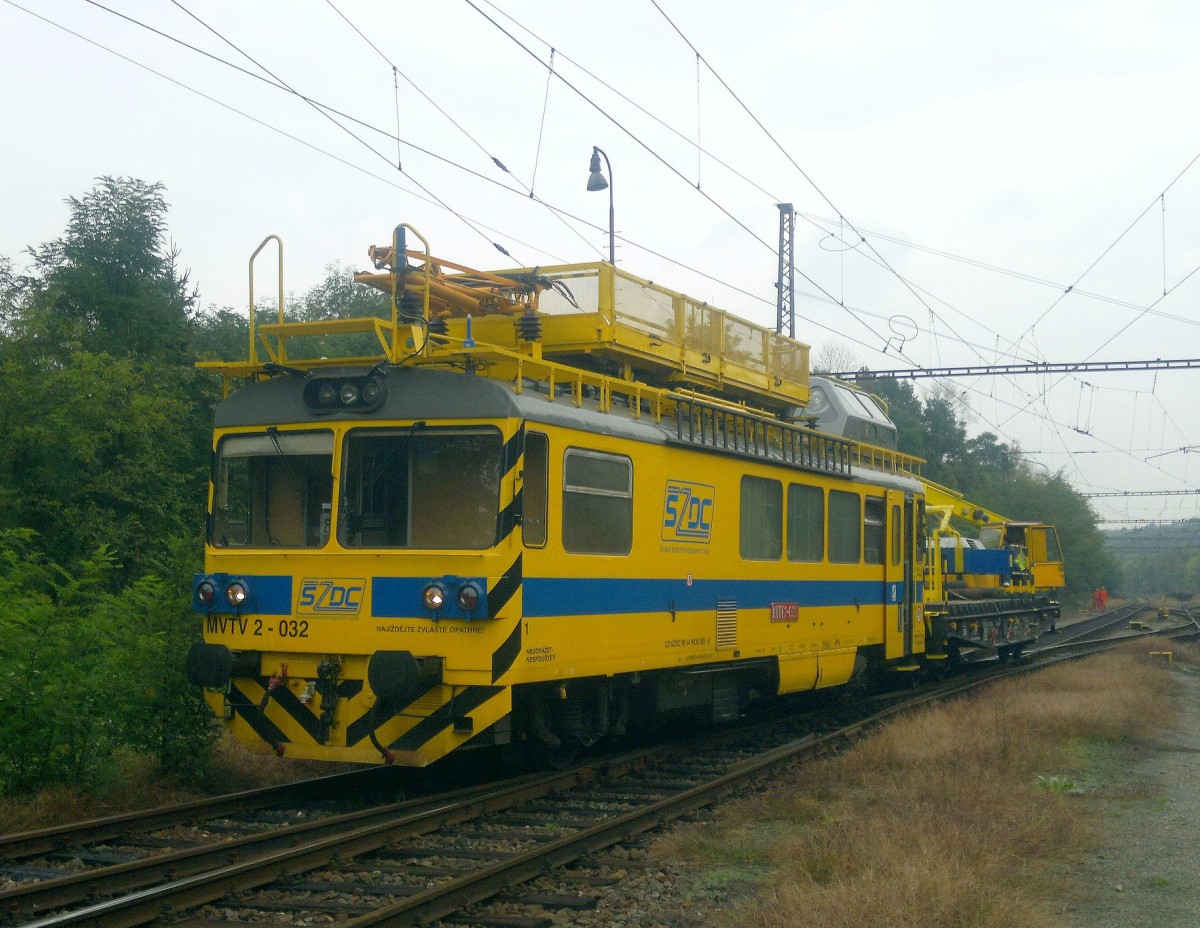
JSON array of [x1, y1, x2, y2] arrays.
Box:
[[0, 736, 330, 834], [654, 640, 1189, 928]]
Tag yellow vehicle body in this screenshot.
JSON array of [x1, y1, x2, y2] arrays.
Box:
[[195, 378, 926, 764], [187, 227, 1054, 766]]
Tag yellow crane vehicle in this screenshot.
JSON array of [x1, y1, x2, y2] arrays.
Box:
[[185, 226, 1064, 766], [923, 480, 1064, 661]]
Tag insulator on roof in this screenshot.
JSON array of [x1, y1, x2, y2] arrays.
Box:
[[515, 308, 542, 342]]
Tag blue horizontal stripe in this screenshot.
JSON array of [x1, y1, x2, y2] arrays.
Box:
[[523, 577, 919, 618], [193, 573, 292, 615], [373, 575, 489, 620], [200, 573, 923, 620]]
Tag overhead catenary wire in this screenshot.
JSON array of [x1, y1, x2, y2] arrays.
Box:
[[475, 0, 783, 202], [3, 0, 569, 267], [201, 0, 1185, 444], [529, 48, 556, 196], [14, 0, 1197, 497], [3, 0, 877, 350], [486, 0, 1197, 350], [639, 0, 1096, 474], [175, 1, 1152, 485], [796, 208, 1200, 329], [474, 0, 1076, 382], [164, 0, 523, 261], [457, 0, 912, 353], [646, 0, 982, 365], [63, 0, 597, 262], [462, 0, 773, 251], [71, 0, 1015, 458], [998, 255, 1200, 429], [5, 0, 903, 358], [641, 2, 1200, 486], [88, 0, 522, 262], [1012, 146, 1200, 346], [322, 0, 603, 260]]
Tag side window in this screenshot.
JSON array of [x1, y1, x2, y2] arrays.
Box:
[[916, 499, 927, 564], [523, 432, 549, 548], [787, 484, 824, 562], [562, 449, 632, 555], [891, 504, 902, 566], [740, 476, 782, 560], [864, 497, 886, 565], [829, 490, 862, 563]]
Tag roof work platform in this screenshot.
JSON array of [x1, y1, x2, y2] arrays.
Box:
[[353, 236, 811, 411], [198, 226, 923, 481]]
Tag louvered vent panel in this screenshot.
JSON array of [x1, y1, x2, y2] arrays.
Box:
[[716, 599, 738, 650]]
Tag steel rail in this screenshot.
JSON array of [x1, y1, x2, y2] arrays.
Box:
[[0, 766, 400, 860], [19, 766, 602, 928], [14, 668, 1027, 928], [1035, 623, 1191, 660], [1047, 601, 1148, 645], [17, 615, 1183, 928], [336, 644, 1126, 927], [0, 772, 549, 918]]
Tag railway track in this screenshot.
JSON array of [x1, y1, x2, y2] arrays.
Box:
[[1037, 599, 1198, 659], [5, 606, 1192, 928], [0, 766, 407, 862]]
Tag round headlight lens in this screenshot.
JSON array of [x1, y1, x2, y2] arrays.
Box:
[[339, 381, 360, 405], [196, 580, 216, 605], [457, 583, 481, 612], [316, 382, 338, 406], [422, 583, 446, 611], [361, 379, 383, 405], [226, 580, 249, 607]]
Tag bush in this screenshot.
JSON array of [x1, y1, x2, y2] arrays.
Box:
[[0, 530, 214, 796]]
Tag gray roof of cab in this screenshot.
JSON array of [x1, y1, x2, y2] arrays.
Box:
[[214, 365, 669, 444], [213, 365, 922, 492]]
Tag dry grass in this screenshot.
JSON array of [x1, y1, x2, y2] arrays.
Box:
[[655, 642, 1186, 928], [0, 731, 332, 834]]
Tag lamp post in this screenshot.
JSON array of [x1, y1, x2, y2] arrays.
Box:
[[586, 146, 615, 264]]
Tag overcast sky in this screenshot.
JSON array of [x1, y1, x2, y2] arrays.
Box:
[[4, 0, 1200, 525]]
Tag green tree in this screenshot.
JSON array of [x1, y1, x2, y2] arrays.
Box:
[[861, 377, 927, 461], [193, 306, 250, 362], [17, 177, 197, 364], [920, 394, 969, 485], [0, 350, 204, 582], [0, 177, 230, 794], [285, 262, 391, 360], [0, 530, 214, 794], [959, 432, 1021, 494], [0, 255, 20, 335], [0, 178, 210, 582], [293, 261, 389, 322]]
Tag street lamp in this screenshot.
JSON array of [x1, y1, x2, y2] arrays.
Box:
[[586, 146, 615, 264]]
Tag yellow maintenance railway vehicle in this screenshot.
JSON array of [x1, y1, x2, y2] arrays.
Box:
[[186, 227, 1064, 766]]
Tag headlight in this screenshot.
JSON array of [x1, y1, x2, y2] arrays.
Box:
[[226, 580, 249, 607], [361, 379, 383, 405], [457, 582, 482, 612], [304, 376, 386, 412], [422, 583, 446, 611], [196, 579, 216, 605], [316, 382, 338, 407]]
